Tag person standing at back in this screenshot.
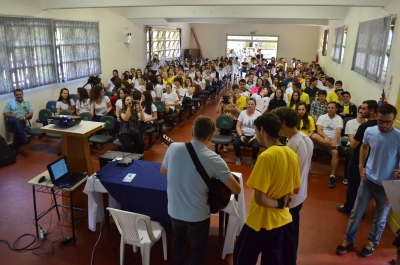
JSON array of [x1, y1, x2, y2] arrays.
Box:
[[336, 104, 400, 257], [161, 115, 241, 265], [273, 107, 313, 265]]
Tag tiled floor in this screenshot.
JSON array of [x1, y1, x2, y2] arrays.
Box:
[[0, 85, 397, 265]]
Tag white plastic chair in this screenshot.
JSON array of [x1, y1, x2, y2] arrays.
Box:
[[107, 207, 167, 265]]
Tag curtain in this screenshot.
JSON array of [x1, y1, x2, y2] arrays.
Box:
[[351, 16, 391, 84], [331, 26, 345, 64], [55, 20, 101, 82], [0, 16, 57, 94]]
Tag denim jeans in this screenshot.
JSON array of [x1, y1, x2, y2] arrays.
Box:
[[233, 136, 259, 160], [7, 118, 27, 150], [170, 217, 210, 265], [345, 179, 391, 244], [343, 160, 361, 213]]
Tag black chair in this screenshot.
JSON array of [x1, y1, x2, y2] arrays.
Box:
[[210, 116, 234, 155], [144, 126, 156, 150], [26, 109, 51, 138], [46, 100, 57, 115], [88, 116, 115, 146], [79, 112, 93, 121], [154, 101, 176, 132], [59, 110, 73, 116]]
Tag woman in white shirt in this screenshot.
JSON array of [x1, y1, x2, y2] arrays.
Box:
[[161, 83, 179, 114], [145, 82, 157, 102], [90, 85, 112, 122], [139, 91, 158, 136], [193, 71, 206, 92], [75, 87, 91, 115], [154, 75, 165, 100], [56, 88, 75, 115], [115, 88, 130, 122]]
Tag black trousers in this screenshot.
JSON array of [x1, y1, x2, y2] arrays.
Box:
[[234, 223, 285, 265], [343, 160, 361, 213], [170, 217, 210, 265], [118, 132, 144, 154], [282, 203, 303, 265]]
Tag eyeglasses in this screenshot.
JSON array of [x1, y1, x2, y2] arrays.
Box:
[[377, 120, 394, 125]]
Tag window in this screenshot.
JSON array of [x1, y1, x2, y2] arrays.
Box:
[[55, 20, 102, 82], [351, 16, 393, 84], [147, 27, 181, 63], [321, 29, 329, 56], [331, 26, 346, 64], [226, 35, 278, 60], [0, 16, 57, 95]]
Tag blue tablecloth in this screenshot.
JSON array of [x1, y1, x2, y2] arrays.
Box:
[[97, 160, 171, 233]]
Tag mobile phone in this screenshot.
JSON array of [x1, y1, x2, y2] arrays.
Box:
[[223, 96, 229, 104]]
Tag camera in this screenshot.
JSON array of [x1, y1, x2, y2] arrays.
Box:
[[223, 95, 229, 104], [129, 100, 138, 105], [243, 136, 250, 147]]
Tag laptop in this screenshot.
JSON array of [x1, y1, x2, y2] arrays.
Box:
[[47, 156, 87, 188]]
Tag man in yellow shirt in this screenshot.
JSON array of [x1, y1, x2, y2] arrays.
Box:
[[234, 113, 301, 265], [233, 84, 247, 110], [292, 82, 310, 106], [326, 80, 343, 103]]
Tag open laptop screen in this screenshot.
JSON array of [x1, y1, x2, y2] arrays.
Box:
[[49, 157, 68, 181]]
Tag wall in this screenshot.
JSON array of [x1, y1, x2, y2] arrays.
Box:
[[318, 1, 400, 234], [190, 23, 320, 61], [0, 1, 192, 141]]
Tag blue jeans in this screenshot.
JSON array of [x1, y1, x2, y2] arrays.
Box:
[[345, 179, 391, 244], [7, 118, 27, 150], [233, 135, 259, 160], [343, 160, 361, 213]]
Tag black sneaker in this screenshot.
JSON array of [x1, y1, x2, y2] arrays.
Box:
[[336, 239, 353, 255], [361, 240, 376, 257], [328, 176, 336, 188], [336, 145, 346, 154], [336, 205, 351, 216]]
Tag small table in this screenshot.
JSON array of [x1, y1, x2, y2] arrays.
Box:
[[83, 160, 246, 258], [41, 120, 104, 218], [28, 171, 89, 245]]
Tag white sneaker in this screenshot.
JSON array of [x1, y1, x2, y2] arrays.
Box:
[[236, 158, 242, 166]]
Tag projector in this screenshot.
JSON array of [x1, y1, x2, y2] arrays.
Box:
[[49, 115, 81, 128]]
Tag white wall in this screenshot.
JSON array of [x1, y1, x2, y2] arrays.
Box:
[[190, 23, 320, 61], [318, 4, 400, 107], [0, 2, 192, 141]]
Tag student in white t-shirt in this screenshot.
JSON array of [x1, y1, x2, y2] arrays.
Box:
[[139, 91, 158, 137], [344, 105, 367, 145], [161, 83, 179, 114], [115, 88, 130, 122], [154, 75, 165, 100], [90, 85, 112, 121], [56, 88, 75, 115], [311, 102, 344, 188], [75, 87, 91, 115], [145, 82, 157, 102], [107, 69, 119, 92], [251, 86, 270, 114], [273, 107, 314, 265]]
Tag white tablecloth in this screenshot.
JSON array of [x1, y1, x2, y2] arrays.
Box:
[[83, 172, 246, 259]]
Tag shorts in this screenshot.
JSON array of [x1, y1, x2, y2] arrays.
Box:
[[176, 105, 182, 111], [314, 142, 332, 155], [166, 108, 174, 114]]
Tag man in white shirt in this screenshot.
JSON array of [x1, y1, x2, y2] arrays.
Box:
[[311, 102, 344, 188], [188, 65, 196, 80], [273, 107, 313, 265]]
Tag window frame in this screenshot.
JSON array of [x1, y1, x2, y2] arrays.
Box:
[[147, 26, 181, 64]]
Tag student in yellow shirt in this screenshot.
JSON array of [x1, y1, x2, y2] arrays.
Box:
[[297, 102, 315, 137], [233, 84, 247, 110], [233, 113, 301, 265], [292, 82, 310, 106], [288, 90, 301, 110]]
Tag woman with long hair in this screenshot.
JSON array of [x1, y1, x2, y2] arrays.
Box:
[[297, 102, 315, 137], [90, 85, 112, 121], [268, 88, 287, 112], [76, 87, 90, 115], [185, 77, 196, 98], [288, 90, 301, 110], [139, 91, 158, 136], [134, 70, 142, 89], [119, 94, 145, 154], [251, 77, 263, 95], [193, 70, 206, 92], [56, 88, 75, 115], [145, 82, 157, 102]]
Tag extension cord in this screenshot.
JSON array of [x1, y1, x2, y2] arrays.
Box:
[[39, 229, 47, 240], [60, 237, 73, 244]]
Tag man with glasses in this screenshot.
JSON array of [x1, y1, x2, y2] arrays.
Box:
[[3, 89, 34, 155], [336, 104, 400, 257]]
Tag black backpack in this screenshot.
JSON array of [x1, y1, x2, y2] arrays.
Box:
[[0, 135, 16, 167]]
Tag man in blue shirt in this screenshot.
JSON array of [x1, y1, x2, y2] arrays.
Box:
[[336, 104, 400, 257], [161, 115, 240, 265], [3, 89, 34, 154]]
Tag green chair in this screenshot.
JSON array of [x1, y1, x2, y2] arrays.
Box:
[[210, 115, 234, 154], [79, 112, 93, 121], [88, 116, 115, 145], [154, 101, 176, 132]]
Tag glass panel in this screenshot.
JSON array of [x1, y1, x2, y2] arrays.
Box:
[[227, 35, 252, 40]]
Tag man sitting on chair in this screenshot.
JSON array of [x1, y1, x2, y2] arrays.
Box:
[[3, 89, 34, 155]]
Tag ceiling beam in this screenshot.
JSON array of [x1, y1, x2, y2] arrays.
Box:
[[164, 18, 329, 26], [125, 6, 349, 20], [40, 0, 390, 10]]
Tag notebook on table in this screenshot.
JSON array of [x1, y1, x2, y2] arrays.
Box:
[[47, 156, 87, 188]]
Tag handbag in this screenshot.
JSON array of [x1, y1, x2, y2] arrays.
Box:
[[185, 142, 231, 214]]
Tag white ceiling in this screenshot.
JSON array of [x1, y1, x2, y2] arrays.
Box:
[[40, 0, 391, 26]]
